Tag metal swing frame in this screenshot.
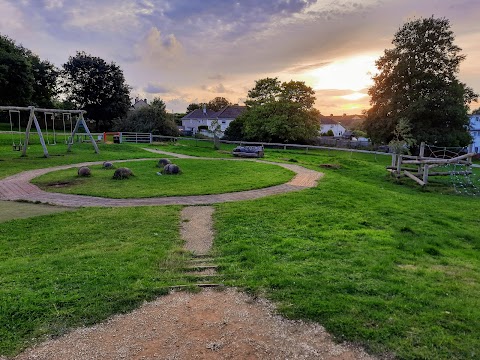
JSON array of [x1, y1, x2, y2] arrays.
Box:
[[0, 105, 99, 157]]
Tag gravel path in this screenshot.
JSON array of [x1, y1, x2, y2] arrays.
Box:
[[181, 206, 215, 255], [0, 152, 323, 206], [13, 289, 376, 360]]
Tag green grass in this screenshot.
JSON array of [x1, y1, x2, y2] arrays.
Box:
[[0, 206, 189, 356], [32, 159, 294, 198], [0, 201, 75, 223], [0, 136, 159, 179], [2, 138, 479, 359], [212, 151, 480, 360]]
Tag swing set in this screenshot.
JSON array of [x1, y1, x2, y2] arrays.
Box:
[[0, 105, 99, 157]]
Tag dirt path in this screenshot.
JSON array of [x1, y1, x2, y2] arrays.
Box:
[[13, 288, 375, 360]]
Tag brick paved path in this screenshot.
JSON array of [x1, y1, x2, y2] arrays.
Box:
[[0, 150, 323, 207]]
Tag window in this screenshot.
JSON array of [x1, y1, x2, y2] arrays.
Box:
[[222, 121, 226, 124]]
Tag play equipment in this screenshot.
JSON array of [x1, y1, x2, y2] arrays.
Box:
[[62, 113, 74, 144], [8, 110, 23, 151], [388, 142, 476, 190], [0, 105, 99, 157]]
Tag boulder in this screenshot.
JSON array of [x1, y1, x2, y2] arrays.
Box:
[[113, 167, 134, 180], [158, 158, 172, 167], [77, 166, 91, 177], [103, 161, 114, 169], [163, 164, 180, 175]]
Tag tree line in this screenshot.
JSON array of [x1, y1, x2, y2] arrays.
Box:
[[0, 34, 131, 131]]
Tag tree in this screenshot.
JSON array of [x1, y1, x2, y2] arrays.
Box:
[[207, 97, 231, 111], [231, 78, 319, 143], [113, 97, 178, 135], [365, 17, 478, 148], [62, 51, 131, 131], [186, 103, 201, 113], [0, 35, 33, 106]]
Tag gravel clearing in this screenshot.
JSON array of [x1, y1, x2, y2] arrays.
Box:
[[13, 288, 376, 360]]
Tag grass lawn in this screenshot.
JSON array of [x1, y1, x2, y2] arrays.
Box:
[[212, 149, 480, 360], [0, 206, 188, 356], [0, 134, 158, 179], [0, 201, 75, 223], [2, 139, 479, 359], [32, 159, 294, 198]]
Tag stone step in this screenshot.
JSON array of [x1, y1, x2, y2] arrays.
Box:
[[185, 265, 218, 270]]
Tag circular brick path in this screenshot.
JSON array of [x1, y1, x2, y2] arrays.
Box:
[[0, 149, 323, 207]]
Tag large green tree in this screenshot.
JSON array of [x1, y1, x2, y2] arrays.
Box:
[[225, 78, 319, 143], [113, 98, 178, 136], [0, 35, 58, 107], [62, 52, 131, 131], [207, 96, 232, 111], [365, 17, 478, 147]]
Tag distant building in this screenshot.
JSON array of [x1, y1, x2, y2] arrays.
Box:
[[329, 114, 365, 130], [131, 97, 149, 110], [181, 105, 246, 137], [469, 114, 480, 153], [319, 115, 346, 137]]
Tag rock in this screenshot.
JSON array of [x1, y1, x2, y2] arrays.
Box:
[[163, 164, 180, 175], [103, 161, 114, 169], [77, 166, 91, 177], [158, 158, 172, 167], [113, 167, 134, 180]]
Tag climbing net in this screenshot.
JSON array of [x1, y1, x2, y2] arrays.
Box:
[[425, 144, 480, 196]]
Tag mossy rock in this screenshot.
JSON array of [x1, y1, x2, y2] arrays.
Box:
[[162, 164, 181, 175], [113, 167, 134, 180], [103, 161, 114, 169], [77, 166, 91, 177], [157, 158, 172, 167]]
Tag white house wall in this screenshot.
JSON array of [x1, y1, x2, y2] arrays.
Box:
[[320, 124, 345, 137], [470, 115, 480, 153]]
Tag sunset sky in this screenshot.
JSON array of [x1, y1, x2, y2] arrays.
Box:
[[1, 0, 479, 114]]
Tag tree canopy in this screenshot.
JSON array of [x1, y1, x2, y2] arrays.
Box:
[[207, 97, 232, 111], [62, 51, 131, 131], [0, 34, 58, 107], [364, 17, 478, 148], [113, 98, 178, 136], [225, 78, 319, 143], [186, 103, 201, 113]]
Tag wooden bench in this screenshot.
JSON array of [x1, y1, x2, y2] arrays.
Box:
[[232, 146, 264, 158]]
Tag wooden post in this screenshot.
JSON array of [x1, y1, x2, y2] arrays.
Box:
[[422, 164, 429, 185], [419, 142, 425, 158], [391, 153, 396, 167], [396, 155, 402, 175]]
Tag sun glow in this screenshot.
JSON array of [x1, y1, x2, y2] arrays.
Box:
[[307, 55, 378, 92], [341, 92, 368, 101]]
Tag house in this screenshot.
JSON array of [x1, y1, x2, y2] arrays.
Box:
[[181, 105, 246, 137], [319, 115, 346, 137], [469, 114, 480, 153], [329, 114, 365, 129], [131, 97, 149, 110]]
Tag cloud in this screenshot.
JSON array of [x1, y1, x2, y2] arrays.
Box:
[[208, 74, 226, 80], [201, 83, 235, 94], [144, 83, 176, 94]]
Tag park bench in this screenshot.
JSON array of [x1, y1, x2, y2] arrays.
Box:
[[232, 145, 264, 158]]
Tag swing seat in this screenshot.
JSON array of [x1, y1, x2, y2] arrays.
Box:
[[12, 144, 23, 151]]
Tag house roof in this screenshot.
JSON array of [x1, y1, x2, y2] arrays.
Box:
[[182, 108, 218, 120], [131, 98, 149, 110], [329, 114, 365, 129], [216, 105, 246, 119], [318, 115, 340, 125], [182, 105, 247, 120]]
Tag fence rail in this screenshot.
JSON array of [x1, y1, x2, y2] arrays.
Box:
[[152, 135, 391, 157]]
